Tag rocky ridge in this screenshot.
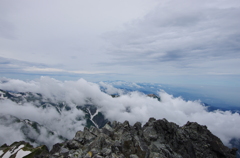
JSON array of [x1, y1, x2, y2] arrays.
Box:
[[0, 118, 237, 158]]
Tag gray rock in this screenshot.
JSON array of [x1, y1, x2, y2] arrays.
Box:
[[101, 148, 111, 156], [130, 154, 139, 158], [1, 118, 237, 158]]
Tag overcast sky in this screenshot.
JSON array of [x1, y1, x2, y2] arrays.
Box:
[[0, 0, 240, 86]]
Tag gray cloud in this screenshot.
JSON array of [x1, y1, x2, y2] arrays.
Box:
[[0, 57, 56, 77], [102, 0, 240, 75], [0, 0, 157, 73], [0, 19, 17, 40]]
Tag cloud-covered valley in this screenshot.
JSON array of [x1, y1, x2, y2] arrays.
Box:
[[0, 77, 240, 149]]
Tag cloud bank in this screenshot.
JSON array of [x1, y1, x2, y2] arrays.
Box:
[[0, 77, 240, 147]]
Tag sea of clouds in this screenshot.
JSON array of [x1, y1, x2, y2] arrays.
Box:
[[0, 77, 240, 148]]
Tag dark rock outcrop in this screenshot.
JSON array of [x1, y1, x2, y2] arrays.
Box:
[[0, 118, 237, 158]]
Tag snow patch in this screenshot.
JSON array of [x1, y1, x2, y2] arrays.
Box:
[[0, 150, 3, 156], [0, 92, 7, 99], [24, 119, 33, 125], [87, 108, 99, 128], [10, 93, 22, 97], [16, 149, 31, 158], [2, 145, 24, 158]]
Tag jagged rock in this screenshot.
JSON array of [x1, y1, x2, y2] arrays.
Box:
[[147, 94, 161, 101], [0, 118, 237, 157]]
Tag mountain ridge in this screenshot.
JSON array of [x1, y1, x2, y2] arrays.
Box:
[[0, 118, 237, 158]]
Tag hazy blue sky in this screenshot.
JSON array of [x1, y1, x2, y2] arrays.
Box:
[[1, 0, 240, 87]]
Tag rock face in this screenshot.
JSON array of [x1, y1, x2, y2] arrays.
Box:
[[0, 118, 237, 158]]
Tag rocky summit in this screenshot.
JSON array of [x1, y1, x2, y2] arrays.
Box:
[[0, 118, 237, 158]]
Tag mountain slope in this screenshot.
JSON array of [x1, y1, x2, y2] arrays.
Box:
[[0, 89, 108, 148]]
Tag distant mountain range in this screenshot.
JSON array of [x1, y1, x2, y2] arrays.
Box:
[[99, 81, 240, 112]]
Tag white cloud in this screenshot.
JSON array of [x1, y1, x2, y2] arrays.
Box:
[[98, 81, 124, 95], [24, 67, 65, 72], [0, 123, 25, 145], [0, 99, 85, 139], [23, 67, 110, 74], [69, 70, 109, 74]]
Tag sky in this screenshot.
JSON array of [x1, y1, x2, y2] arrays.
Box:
[[0, 0, 240, 106]]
